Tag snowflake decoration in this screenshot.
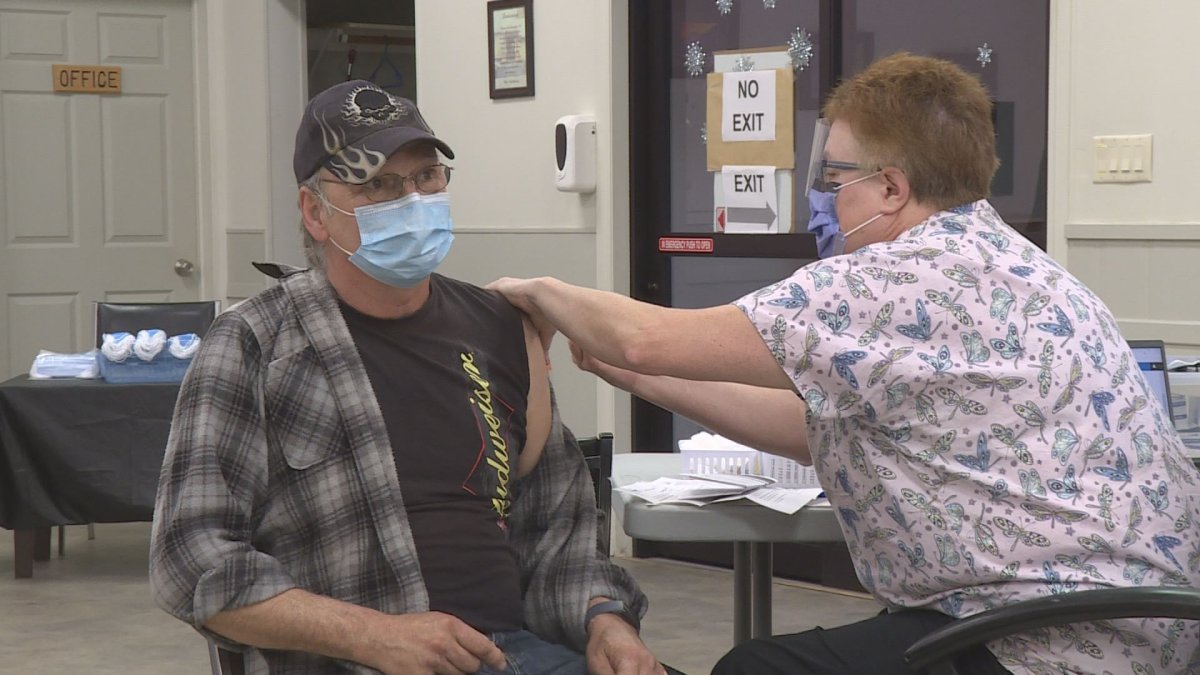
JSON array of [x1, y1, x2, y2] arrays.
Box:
[[701, 123, 707, 145], [977, 42, 993, 68], [716, 0, 733, 15], [763, 0, 777, 7], [684, 41, 707, 78], [787, 27, 814, 71], [734, 56, 756, 72]]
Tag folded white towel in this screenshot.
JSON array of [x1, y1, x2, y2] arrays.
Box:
[[100, 332, 135, 363], [134, 329, 166, 361], [167, 333, 201, 360]]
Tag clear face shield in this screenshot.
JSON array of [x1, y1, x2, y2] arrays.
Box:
[[805, 118, 869, 195], [804, 118, 882, 257], [804, 118, 831, 198]]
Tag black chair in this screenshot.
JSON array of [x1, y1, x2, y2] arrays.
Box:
[[579, 432, 614, 557], [94, 300, 219, 347], [904, 587, 1200, 674], [207, 640, 243, 675]]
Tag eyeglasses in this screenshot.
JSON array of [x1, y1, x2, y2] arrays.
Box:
[[321, 163, 453, 203], [813, 159, 866, 192]]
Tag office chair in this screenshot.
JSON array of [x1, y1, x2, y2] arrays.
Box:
[[54, 301, 221, 556], [579, 432, 614, 557], [907, 462, 1200, 674], [904, 586, 1200, 674], [207, 638, 244, 675]]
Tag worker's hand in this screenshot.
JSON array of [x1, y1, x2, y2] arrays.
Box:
[[361, 611, 506, 675], [570, 341, 640, 392], [488, 277, 557, 358], [585, 615, 665, 675], [487, 276, 541, 313]]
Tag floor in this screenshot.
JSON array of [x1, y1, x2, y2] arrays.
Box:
[[0, 524, 882, 675]]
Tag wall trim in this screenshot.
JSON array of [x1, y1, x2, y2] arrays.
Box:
[[453, 226, 597, 234], [1064, 223, 1200, 240], [1046, 0, 1071, 264], [191, 0, 215, 302], [1118, 319, 1200, 348]]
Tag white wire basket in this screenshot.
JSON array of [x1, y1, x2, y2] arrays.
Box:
[[680, 448, 817, 488]]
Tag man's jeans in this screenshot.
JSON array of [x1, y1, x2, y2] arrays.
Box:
[[474, 630, 587, 675]]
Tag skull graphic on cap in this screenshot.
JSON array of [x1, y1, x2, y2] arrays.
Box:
[[342, 86, 407, 126]]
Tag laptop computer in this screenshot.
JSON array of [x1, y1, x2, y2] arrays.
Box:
[[1127, 339, 1173, 418], [1128, 340, 1200, 463]]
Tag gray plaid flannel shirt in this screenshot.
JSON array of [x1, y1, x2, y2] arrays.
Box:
[[149, 268, 646, 674]]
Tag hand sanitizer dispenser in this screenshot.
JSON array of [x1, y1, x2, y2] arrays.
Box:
[[555, 114, 596, 193]]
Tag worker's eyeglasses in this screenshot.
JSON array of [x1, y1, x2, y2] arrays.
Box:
[[812, 160, 865, 192], [321, 163, 453, 203]]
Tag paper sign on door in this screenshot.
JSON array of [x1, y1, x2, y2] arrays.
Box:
[[721, 71, 776, 142], [721, 166, 778, 234]]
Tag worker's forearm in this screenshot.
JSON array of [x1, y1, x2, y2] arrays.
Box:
[[527, 277, 658, 370], [626, 371, 811, 464]]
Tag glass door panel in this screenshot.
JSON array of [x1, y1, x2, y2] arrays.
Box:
[[629, 1, 1048, 587], [844, 0, 1049, 246], [669, 0, 824, 234]]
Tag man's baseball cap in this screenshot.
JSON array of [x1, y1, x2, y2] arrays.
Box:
[[293, 80, 454, 184]]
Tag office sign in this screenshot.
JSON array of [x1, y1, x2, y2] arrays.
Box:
[[53, 64, 122, 94]]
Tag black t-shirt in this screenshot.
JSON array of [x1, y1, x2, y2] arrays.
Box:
[[340, 274, 529, 633]]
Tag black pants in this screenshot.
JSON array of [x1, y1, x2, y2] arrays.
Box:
[[710, 609, 1010, 675]]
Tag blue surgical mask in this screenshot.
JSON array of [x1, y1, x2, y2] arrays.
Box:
[[325, 192, 454, 288], [806, 171, 882, 258], [806, 189, 840, 258]]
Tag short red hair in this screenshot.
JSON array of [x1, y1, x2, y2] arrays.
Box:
[[823, 52, 999, 210]]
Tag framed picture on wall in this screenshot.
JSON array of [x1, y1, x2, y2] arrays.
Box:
[[488, 0, 534, 99]]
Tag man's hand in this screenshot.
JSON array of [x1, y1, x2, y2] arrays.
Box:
[[585, 615, 665, 675], [488, 277, 558, 359], [360, 611, 506, 675]]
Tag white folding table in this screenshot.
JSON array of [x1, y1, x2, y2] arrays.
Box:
[[611, 453, 845, 644]]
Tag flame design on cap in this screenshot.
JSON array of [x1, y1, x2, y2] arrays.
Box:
[[314, 110, 386, 184], [308, 84, 422, 184]]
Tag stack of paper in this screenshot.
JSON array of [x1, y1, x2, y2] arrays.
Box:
[[615, 472, 823, 515]]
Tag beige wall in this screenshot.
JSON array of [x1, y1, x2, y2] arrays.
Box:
[[201, 0, 1200, 441], [198, 0, 307, 303], [1050, 0, 1200, 352], [415, 1, 632, 443]]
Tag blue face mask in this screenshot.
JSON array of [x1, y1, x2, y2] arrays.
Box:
[[806, 171, 882, 258], [806, 188, 841, 258], [326, 192, 454, 288]]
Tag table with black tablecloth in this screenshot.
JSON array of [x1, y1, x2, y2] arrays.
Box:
[[0, 375, 178, 577]]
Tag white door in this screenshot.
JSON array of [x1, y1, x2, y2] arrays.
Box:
[[0, 0, 198, 379]]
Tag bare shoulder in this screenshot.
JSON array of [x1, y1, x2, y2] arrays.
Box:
[[516, 317, 551, 477]]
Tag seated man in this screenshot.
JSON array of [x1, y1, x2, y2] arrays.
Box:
[[150, 80, 662, 675]]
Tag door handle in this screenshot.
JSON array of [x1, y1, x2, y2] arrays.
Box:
[[174, 258, 196, 277]]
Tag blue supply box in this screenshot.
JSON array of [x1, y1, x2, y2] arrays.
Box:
[[97, 353, 193, 384]]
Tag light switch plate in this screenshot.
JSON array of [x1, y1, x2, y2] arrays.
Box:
[[1093, 134, 1153, 183]]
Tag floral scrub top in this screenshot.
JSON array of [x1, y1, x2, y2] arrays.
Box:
[[736, 200, 1200, 674]]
